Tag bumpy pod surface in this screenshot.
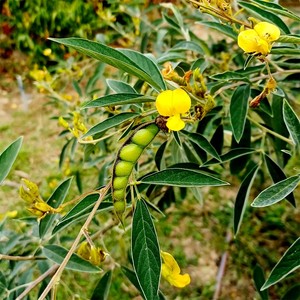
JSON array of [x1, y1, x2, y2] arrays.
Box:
[[112, 123, 159, 222]]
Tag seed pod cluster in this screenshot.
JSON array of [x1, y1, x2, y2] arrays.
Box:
[[112, 122, 159, 222]]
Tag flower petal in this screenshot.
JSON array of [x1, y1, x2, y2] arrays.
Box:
[[172, 89, 191, 114], [161, 251, 181, 274], [156, 90, 175, 116], [166, 114, 185, 131], [254, 22, 280, 42], [168, 273, 191, 288], [155, 89, 191, 116], [238, 29, 270, 55]]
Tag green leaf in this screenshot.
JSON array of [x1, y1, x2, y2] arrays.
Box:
[[155, 141, 167, 171], [182, 131, 221, 161], [52, 194, 113, 234], [230, 119, 251, 174], [234, 165, 259, 235], [122, 266, 165, 300], [251, 174, 300, 207], [43, 245, 101, 273], [82, 93, 155, 109], [230, 85, 250, 143], [131, 199, 161, 300], [281, 285, 300, 300], [83, 112, 139, 138], [203, 148, 256, 166], [141, 168, 229, 187], [264, 154, 296, 207], [91, 270, 112, 300], [201, 21, 238, 40], [271, 47, 300, 55], [261, 237, 300, 290], [39, 177, 73, 238], [210, 71, 249, 82], [0, 136, 23, 185], [171, 41, 204, 55], [283, 99, 300, 146], [122, 266, 143, 295], [250, 0, 300, 22], [118, 49, 166, 91], [106, 79, 136, 94], [253, 265, 268, 300], [238, 2, 290, 34], [49, 38, 164, 91], [278, 35, 300, 44]]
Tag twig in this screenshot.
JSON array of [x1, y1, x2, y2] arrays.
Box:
[[213, 230, 232, 300], [38, 184, 110, 300], [15, 264, 59, 300], [213, 69, 300, 97], [247, 116, 294, 145], [0, 254, 45, 261]]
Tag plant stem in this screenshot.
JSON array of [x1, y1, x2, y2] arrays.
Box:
[[247, 116, 294, 145], [0, 254, 45, 261], [213, 69, 300, 97], [15, 264, 59, 300], [37, 184, 110, 300]]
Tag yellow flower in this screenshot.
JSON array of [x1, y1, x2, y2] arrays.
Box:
[[161, 251, 191, 288], [254, 22, 280, 42], [155, 89, 191, 131], [238, 22, 280, 55], [77, 241, 107, 266], [19, 179, 61, 219]]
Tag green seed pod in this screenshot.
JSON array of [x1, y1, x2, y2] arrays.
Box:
[[113, 189, 126, 201], [114, 161, 134, 177], [131, 124, 159, 147], [112, 122, 160, 223], [119, 144, 143, 162], [113, 176, 128, 190]]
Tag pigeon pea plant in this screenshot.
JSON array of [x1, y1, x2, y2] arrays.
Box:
[[1, 0, 300, 299]]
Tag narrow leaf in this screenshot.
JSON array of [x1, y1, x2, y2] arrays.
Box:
[[238, 2, 290, 34], [261, 237, 300, 290], [155, 141, 167, 171], [118, 49, 166, 91], [201, 21, 238, 39], [91, 270, 112, 300], [171, 41, 204, 54], [82, 93, 154, 109], [203, 148, 256, 166], [230, 119, 251, 174], [106, 79, 136, 94], [141, 168, 229, 187], [283, 99, 300, 146], [43, 245, 101, 273], [234, 165, 259, 235], [278, 35, 300, 44], [83, 112, 139, 138], [49, 38, 163, 90], [122, 267, 165, 299], [230, 85, 250, 142], [250, 0, 300, 22], [182, 131, 221, 161], [39, 177, 73, 238], [271, 47, 300, 55], [52, 195, 113, 234], [253, 265, 269, 300], [0, 136, 23, 184], [210, 71, 248, 82], [132, 199, 161, 300], [251, 174, 300, 207], [281, 285, 300, 300], [264, 154, 296, 207]]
